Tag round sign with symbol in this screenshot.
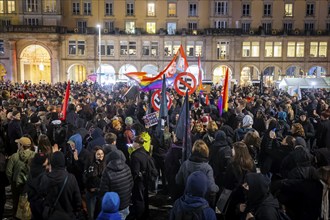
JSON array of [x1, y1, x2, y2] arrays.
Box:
[[151, 90, 172, 111], [174, 72, 197, 96]]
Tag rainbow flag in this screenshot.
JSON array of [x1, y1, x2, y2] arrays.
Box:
[[60, 81, 70, 121], [126, 45, 188, 91], [221, 68, 229, 113]]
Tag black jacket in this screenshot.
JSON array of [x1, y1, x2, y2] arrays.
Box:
[[40, 169, 82, 219], [99, 155, 133, 210]]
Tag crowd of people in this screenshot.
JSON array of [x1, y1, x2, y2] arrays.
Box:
[[0, 79, 329, 220]]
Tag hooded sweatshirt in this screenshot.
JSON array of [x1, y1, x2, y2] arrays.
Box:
[[97, 192, 121, 220]]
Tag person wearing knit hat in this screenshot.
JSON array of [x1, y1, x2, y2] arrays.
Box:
[[96, 192, 121, 220], [242, 115, 254, 128], [170, 171, 216, 220], [125, 117, 133, 126], [8, 110, 23, 155], [40, 151, 82, 219], [234, 115, 255, 142]]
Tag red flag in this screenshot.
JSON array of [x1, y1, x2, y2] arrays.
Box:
[[221, 68, 229, 112], [205, 94, 209, 106], [60, 81, 70, 121]]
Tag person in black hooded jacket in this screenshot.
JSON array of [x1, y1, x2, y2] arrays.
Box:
[[241, 173, 281, 220], [40, 151, 82, 219]]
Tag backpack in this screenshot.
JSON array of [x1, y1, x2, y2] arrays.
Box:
[[175, 203, 209, 220], [12, 156, 30, 186], [144, 154, 159, 183]]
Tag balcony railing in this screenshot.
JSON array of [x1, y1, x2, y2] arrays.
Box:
[[0, 25, 67, 33]]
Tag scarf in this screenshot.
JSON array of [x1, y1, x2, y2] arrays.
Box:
[[321, 180, 329, 220]]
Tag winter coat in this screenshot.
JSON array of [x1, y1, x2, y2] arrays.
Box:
[[87, 128, 106, 151], [175, 153, 219, 194], [99, 150, 133, 210], [6, 149, 35, 186], [245, 173, 281, 220], [84, 159, 105, 191], [316, 119, 330, 149], [7, 119, 23, 155], [26, 172, 46, 220], [40, 168, 82, 219]]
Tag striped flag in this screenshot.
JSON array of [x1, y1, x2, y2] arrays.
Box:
[[197, 55, 203, 92], [221, 68, 229, 114], [60, 81, 70, 121]]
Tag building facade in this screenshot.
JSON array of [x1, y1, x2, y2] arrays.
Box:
[[0, 0, 329, 85]]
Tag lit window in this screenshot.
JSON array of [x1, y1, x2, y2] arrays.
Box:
[[0, 1, 4, 13], [125, 21, 135, 34], [146, 22, 156, 34], [44, 0, 56, 12], [143, 41, 151, 56], [77, 41, 85, 55], [147, 3, 155, 16], [187, 41, 194, 57], [0, 40, 4, 54], [285, 3, 293, 17], [265, 42, 273, 57], [167, 22, 176, 35], [151, 42, 158, 56], [242, 42, 251, 57], [168, 3, 176, 16], [195, 41, 203, 57], [274, 42, 282, 57], [129, 41, 136, 55], [164, 41, 173, 56], [217, 41, 229, 59], [251, 42, 259, 57], [287, 42, 304, 57], [265, 42, 282, 57], [120, 41, 128, 55], [69, 40, 76, 55], [310, 42, 327, 57]]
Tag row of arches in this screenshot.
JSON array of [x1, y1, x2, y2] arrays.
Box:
[[0, 44, 328, 85]]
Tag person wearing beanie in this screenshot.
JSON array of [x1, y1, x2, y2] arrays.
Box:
[[99, 150, 133, 220], [96, 192, 121, 220], [170, 171, 216, 220], [123, 117, 135, 147], [40, 151, 82, 219], [26, 153, 48, 220], [234, 114, 255, 142]]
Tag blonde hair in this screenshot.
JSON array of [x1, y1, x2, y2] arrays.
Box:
[[207, 121, 218, 133], [292, 123, 305, 138], [192, 139, 209, 158]]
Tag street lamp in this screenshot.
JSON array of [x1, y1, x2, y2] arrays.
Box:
[[96, 24, 101, 84]]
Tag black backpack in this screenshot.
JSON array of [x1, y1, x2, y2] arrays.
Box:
[[175, 203, 209, 220]]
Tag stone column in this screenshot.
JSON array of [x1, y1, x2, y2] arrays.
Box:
[[50, 40, 60, 83], [8, 40, 17, 82]]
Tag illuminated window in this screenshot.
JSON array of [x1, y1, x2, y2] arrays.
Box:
[[147, 3, 155, 16], [265, 42, 282, 57], [143, 41, 158, 56], [0, 40, 4, 54], [167, 22, 176, 35], [164, 41, 172, 56], [251, 42, 259, 57], [284, 3, 293, 17], [120, 41, 128, 55], [242, 42, 259, 57], [310, 42, 327, 57], [129, 41, 136, 55], [168, 3, 176, 16], [77, 41, 85, 55], [125, 21, 135, 34], [146, 22, 156, 34], [242, 42, 251, 57], [287, 42, 304, 57], [274, 42, 282, 57], [265, 42, 273, 57], [217, 41, 229, 59], [215, 1, 228, 16], [25, 0, 38, 12], [195, 41, 203, 56], [44, 0, 56, 12], [0, 1, 4, 13]]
